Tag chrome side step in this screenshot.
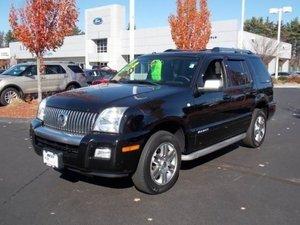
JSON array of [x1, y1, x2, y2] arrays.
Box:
[[181, 133, 246, 161]]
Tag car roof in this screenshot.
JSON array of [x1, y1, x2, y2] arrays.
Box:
[[17, 61, 78, 66], [144, 48, 260, 59]]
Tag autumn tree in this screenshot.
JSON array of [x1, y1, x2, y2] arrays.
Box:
[[169, 0, 211, 51], [9, 0, 78, 102]]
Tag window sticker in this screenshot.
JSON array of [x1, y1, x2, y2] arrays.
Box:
[[150, 60, 163, 81]]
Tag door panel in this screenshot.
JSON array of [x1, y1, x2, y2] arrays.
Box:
[[44, 65, 67, 91], [188, 91, 232, 151], [223, 58, 255, 134], [187, 57, 233, 152]]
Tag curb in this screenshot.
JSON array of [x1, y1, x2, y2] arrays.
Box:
[[0, 117, 32, 124], [274, 85, 300, 88]]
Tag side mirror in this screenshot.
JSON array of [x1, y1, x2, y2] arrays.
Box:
[[198, 79, 223, 92]]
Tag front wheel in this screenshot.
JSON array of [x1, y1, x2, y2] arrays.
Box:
[[0, 88, 20, 106], [243, 109, 267, 148], [132, 131, 181, 194]]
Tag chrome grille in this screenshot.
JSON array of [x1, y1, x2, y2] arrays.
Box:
[[44, 107, 98, 135]]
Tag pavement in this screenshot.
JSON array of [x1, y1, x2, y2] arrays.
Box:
[[0, 88, 299, 225]]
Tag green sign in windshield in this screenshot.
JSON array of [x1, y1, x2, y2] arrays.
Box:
[[150, 60, 163, 81]]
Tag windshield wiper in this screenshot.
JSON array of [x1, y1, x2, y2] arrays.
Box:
[[124, 80, 159, 86]]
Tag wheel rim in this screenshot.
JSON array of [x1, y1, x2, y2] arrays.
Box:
[[254, 115, 266, 143], [4, 91, 18, 104], [150, 142, 178, 186]]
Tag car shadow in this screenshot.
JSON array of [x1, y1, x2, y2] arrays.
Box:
[[181, 143, 240, 170], [59, 143, 241, 189], [59, 170, 134, 189]]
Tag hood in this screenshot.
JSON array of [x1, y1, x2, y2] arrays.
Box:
[[46, 83, 163, 112]]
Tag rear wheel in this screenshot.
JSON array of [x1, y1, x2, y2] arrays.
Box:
[[66, 83, 80, 91], [243, 109, 267, 148], [0, 88, 20, 106], [132, 131, 181, 194]]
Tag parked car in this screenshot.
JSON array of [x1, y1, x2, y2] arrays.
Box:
[[0, 69, 6, 74], [30, 48, 276, 194], [271, 72, 291, 77], [290, 71, 300, 76], [0, 62, 87, 105], [84, 69, 117, 85], [92, 65, 117, 73]]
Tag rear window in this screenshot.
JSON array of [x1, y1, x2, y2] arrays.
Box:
[[249, 57, 271, 83], [68, 65, 84, 73]]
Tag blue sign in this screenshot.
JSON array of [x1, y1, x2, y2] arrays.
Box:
[[93, 17, 103, 25]]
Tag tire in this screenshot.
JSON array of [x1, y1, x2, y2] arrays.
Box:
[[66, 83, 80, 91], [132, 131, 181, 194], [0, 88, 20, 106], [242, 109, 267, 148]]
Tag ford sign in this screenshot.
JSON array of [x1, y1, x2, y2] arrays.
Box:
[[93, 17, 103, 25]]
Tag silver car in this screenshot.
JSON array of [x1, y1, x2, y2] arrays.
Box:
[[0, 62, 87, 105]]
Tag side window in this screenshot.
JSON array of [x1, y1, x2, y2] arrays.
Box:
[[68, 65, 84, 73], [45, 65, 66, 75], [202, 59, 224, 84], [23, 66, 37, 76], [249, 57, 271, 83], [226, 60, 251, 87]]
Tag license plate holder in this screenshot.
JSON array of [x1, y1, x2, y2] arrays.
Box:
[[43, 149, 63, 169]]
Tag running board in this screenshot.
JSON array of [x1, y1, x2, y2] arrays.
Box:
[[181, 133, 246, 161]]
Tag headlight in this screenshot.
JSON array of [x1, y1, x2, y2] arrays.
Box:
[[37, 98, 47, 121], [93, 107, 128, 133]]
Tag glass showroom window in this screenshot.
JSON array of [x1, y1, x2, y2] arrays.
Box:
[[96, 39, 108, 53]]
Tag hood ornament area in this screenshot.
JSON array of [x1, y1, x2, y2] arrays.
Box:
[[57, 113, 68, 128]]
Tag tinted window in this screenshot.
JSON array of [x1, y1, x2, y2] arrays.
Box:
[[249, 57, 271, 83], [68, 65, 84, 73], [45, 65, 66, 74], [23, 66, 37, 76], [226, 60, 251, 86]]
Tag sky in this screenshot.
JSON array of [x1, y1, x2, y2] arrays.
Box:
[[0, 0, 299, 32]]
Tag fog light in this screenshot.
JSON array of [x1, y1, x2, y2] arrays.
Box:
[[94, 148, 111, 159]]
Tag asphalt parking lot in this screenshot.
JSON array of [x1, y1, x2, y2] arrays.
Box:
[[0, 88, 299, 225]]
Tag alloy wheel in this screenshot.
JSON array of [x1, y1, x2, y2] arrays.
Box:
[[150, 142, 178, 185], [254, 115, 266, 143]]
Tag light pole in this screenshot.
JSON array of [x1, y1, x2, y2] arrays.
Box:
[[129, 0, 135, 62], [269, 6, 292, 79], [239, 0, 246, 49]]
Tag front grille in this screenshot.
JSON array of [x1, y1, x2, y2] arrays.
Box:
[[44, 107, 98, 135]]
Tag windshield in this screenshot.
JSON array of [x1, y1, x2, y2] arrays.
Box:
[[112, 55, 199, 86], [2, 65, 30, 76]]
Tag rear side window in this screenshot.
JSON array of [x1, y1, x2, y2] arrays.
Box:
[[45, 65, 66, 74], [68, 65, 84, 73], [226, 60, 251, 87], [249, 57, 271, 83]]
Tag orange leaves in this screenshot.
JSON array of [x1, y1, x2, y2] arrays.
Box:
[[9, 0, 78, 56], [169, 0, 211, 51]]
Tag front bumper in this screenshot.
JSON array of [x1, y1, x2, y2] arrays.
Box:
[[30, 119, 148, 178]]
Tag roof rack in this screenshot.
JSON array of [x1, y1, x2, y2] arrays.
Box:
[[164, 49, 184, 52], [211, 47, 253, 54]]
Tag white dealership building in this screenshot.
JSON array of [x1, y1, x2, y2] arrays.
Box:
[[2, 4, 292, 73]]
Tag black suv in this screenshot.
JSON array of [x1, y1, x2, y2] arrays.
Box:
[[30, 48, 276, 194]]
